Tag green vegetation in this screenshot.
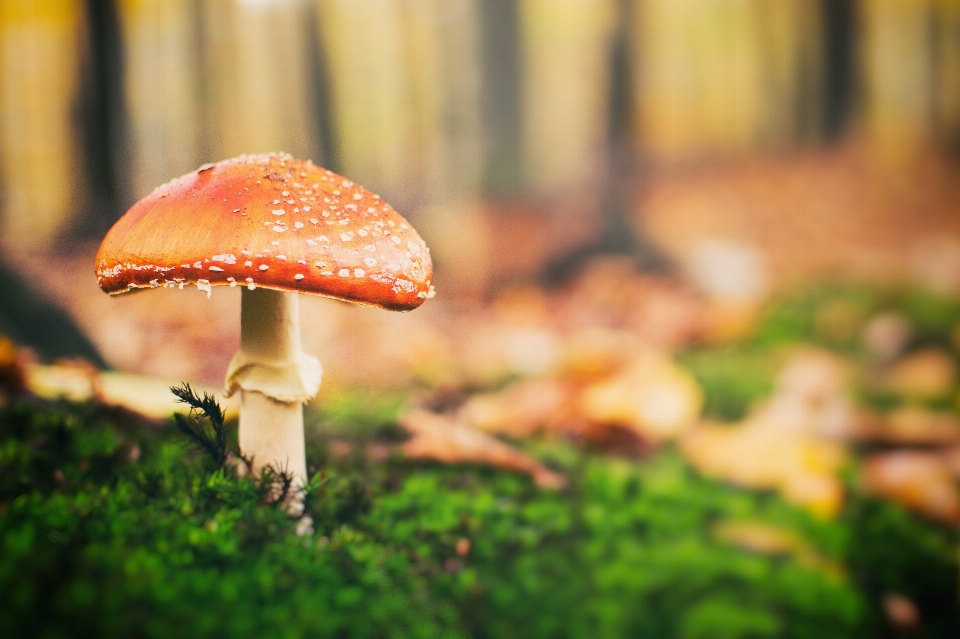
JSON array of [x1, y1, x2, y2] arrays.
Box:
[[1, 282, 959, 638], [0, 390, 955, 638]]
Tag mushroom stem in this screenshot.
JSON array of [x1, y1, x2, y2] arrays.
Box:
[[226, 288, 322, 490], [238, 389, 307, 484]]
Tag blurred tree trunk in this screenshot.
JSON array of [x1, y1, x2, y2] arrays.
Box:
[[116, 0, 202, 198], [315, 0, 408, 199], [519, 0, 617, 195], [316, 0, 483, 208], [200, 0, 318, 162], [860, 0, 938, 155], [0, 0, 84, 253], [859, 0, 960, 155], [630, 0, 824, 163], [402, 0, 483, 203], [935, 0, 960, 151], [479, 0, 523, 194]]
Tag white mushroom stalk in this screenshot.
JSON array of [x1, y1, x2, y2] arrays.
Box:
[[225, 288, 321, 492]]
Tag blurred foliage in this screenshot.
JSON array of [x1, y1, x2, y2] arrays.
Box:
[[684, 282, 960, 419], [679, 348, 777, 422]]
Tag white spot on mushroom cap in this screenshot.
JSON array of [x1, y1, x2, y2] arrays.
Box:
[[392, 278, 416, 294], [294, 274, 305, 280], [259, 264, 269, 271], [272, 209, 285, 216]]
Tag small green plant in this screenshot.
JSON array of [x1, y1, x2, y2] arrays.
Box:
[[171, 383, 301, 509], [171, 382, 232, 470]]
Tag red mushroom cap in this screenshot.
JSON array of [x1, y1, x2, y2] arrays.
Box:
[[95, 153, 433, 311]]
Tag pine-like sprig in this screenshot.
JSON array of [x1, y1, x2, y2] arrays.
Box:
[[170, 382, 231, 469]]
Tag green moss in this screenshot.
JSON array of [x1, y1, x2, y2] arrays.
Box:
[[2, 279, 960, 637], [0, 395, 462, 639], [679, 347, 777, 421]]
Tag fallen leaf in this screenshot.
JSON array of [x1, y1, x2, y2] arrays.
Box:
[[943, 445, 960, 479], [578, 352, 703, 443], [459, 378, 573, 439], [25, 362, 235, 420], [861, 451, 960, 525], [399, 410, 566, 489], [679, 417, 847, 517], [881, 406, 960, 446], [881, 348, 957, 400]]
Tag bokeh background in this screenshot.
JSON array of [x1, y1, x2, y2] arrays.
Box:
[[2, 0, 960, 382], [2, 0, 960, 635]]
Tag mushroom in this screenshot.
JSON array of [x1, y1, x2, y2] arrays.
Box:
[[96, 153, 434, 503]]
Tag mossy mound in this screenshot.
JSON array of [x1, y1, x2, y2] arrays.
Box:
[[1, 390, 956, 638]]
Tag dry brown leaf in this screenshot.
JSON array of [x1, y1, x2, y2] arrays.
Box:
[[943, 445, 960, 480], [578, 352, 703, 443], [25, 361, 99, 402], [459, 378, 573, 439], [880, 406, 960, 446], [558, 328, 644, 381], [698, 300, 763, 344], [679, 418, 847, 518], [861, 451, 960, 525], [759, 348, 874, 441], [881, 348, 957, 401], [399, 410, 567, 489], [24, 361, 235, 420]]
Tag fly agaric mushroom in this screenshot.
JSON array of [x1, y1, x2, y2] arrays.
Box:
[[96, 153, 433, 495]]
